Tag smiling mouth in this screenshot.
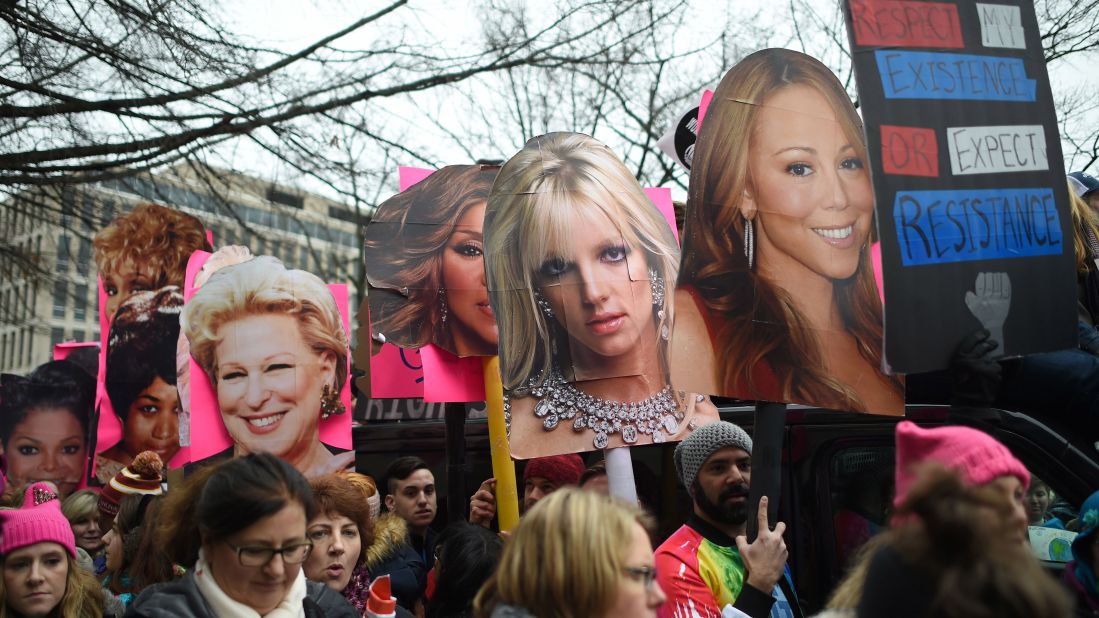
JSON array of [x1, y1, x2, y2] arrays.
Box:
[[243, 411, 286, 434], [477, 302, 494, 317], [812, 225, 853, 240]]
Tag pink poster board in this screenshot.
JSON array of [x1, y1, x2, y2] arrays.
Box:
[[53, 342, 98, 361], [696, 89, 715, 130], [399, 166, 434, 191], [420, 344, 485, 402], [366, 165, 489, 403], [369, 344, 426, 399], [184, 253, 354, 462], [643, 187, 679, 243]]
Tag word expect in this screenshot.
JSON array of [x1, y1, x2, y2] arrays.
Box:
[[893, 187, 1062, 265], [947, 125, 1047, 175]]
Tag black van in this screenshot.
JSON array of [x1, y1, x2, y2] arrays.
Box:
[[352, 402, 1099, 613]]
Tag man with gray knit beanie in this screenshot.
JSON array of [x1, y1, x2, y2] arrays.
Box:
[[655, 421, 802, 618]]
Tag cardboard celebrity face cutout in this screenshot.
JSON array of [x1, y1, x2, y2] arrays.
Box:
[[670, 49, 904, 415], [181, 253, 354, 478], [1, 360, 95, 499], [93, 287, 185, 486], [484, 132, 718, 458], [363, 165, 501, 359]]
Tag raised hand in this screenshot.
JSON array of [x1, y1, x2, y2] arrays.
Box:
[[964, 272, 1011, 353], [735, 496, 788, 593], [469, 478, 497, 528]]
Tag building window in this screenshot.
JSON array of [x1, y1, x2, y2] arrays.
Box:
[[72, 329, 85, 343], [61, 191, 74, 226], [56, 235, 70, 272], [50, 327, 64, 349], [101, 199, 116, 227], [52, 280, 67, 318], [73, 284, 87, 321], [267, 187, 304, 209], [23, 327, 32, 365], [77, 238, 91, 276]]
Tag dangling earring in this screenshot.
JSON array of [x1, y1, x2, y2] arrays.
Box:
[[743, 216, 755, 271], [439, 288, 448, 324], [649, 268, 669, 340], [320, 384, 346, 420], [648, 268, 665, 310], [534, 289, 555, 320]]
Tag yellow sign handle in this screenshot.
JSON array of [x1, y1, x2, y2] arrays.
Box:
[[482, 355, 520, 531]]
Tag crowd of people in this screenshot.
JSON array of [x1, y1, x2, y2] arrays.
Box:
[[1, 411, 1096, 617]]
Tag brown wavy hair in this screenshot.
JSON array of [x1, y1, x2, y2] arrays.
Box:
[[679, 48, 901, 410], [93, 202, 211, 287], [364, 165, 498, 351], [309, 474, 375, 566]]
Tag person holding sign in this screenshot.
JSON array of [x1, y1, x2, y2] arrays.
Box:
[[672, 48, 903, 414], [364, 165, 499, 358], [484, 132, 716, 458], [181, 256, 353, 478]]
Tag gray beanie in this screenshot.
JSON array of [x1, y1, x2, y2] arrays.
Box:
[[674, 421, 753, 492]]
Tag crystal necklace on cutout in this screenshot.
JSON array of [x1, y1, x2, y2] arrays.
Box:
[[505, 367, 702, 449]]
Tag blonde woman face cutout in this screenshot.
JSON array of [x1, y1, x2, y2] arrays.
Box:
[[745, 84, 874, 285], [537, 210, 655, 369], [214, 314, 336, 461]]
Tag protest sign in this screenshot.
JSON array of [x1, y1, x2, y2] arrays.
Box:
[[363, 165, 500, 361], [485, 132, 717, 458], [843, 0, 1076, 372], [181, 251, 353, 478], [670, 49, 904, 415]]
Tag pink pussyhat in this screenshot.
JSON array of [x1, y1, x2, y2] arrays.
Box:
[[893, 421, 1030, 510], [0, 482, 77, 558], [366, 575, 397, 618]]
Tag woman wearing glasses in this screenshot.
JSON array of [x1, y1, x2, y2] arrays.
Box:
[[473, 488, 665, 618], [128, 453, 357, 617]]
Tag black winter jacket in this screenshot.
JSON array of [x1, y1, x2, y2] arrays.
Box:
[[123, 572, 358, 618]]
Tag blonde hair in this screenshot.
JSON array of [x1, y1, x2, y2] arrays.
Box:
[[484, 132, 680, 390], [473, 488, 654, 618], [93, 202, 211, 288], [0, 552, 104, 618], [1070, 179, 1099, 273], [181, 256, 348, 390], [679, 48, 901, 410], [60, 490, 99, 524]]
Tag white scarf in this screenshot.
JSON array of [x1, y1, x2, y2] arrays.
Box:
[[194, 548, 308, 618]]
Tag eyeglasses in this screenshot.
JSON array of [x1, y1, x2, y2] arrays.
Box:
[[623, 565, 658, 590], [224, 540, 313, 567]]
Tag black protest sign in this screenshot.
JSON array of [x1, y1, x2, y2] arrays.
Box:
[[843, 0, 1076, 373]]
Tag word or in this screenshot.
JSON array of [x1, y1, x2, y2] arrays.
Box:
[[876, 50, 1036, 101], [881, 125, 939, 177], [893, 187, 1062, 265], [850, 0, 963, 48], [977, 3, 1025, 49], [947, 125, 1047, 175]]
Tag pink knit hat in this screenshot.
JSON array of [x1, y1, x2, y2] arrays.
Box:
[[0, 483, 77, 558], [893, 421, 1030, 509]]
